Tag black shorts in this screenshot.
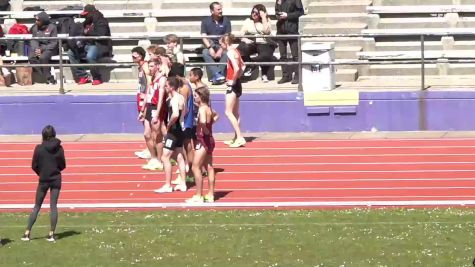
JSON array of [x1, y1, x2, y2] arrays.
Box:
[[226, 79, 242, 98], [164, 131, 184, 150], [183, 126, 197, 140], [145, 104, 157, 122]]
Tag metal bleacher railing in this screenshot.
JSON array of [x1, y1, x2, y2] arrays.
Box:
[[2, 32, 475, 94]]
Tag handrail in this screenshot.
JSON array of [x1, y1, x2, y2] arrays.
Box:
[[1, 32, 472, 93]]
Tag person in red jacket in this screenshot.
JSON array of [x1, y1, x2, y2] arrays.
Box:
[[21, 125, 66, 242]]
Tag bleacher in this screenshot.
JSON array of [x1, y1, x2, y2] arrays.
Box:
[[1, 0, 305, 90]]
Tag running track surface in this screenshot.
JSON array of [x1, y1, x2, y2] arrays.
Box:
[[2, 138, 475, 210]]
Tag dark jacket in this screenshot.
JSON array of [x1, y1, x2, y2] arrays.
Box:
[[31, 138, 66, 182], [30, 12, 59, 54], [83, 11, 113, 57], [275, 0, 304, 34]]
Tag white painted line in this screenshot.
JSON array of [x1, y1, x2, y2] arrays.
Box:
[[1, 200, 475, 209], [3, 161, 475, 168], [1, 186, 475, 193], [3, 169, 475, 177], [2, 153, 475, 160], [3, 177, 475, 185], [3, 145, 475, 152]]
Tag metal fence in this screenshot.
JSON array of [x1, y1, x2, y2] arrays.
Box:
[[1, 32, 474, 94]]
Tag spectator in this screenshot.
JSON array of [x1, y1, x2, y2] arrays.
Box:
[[29, 12, 58, 84], [164, 34, 185, 77], [0, 24, 6, 56], [200, 1, 231, 85], [67, 4, 113, 85], [238, 4, 275, 83], [275, 0, 304, 84], [0, 0, 9, 11]]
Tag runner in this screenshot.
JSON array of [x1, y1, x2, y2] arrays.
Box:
[[220, 34, 246, 148], [186, 86, 218, 203], [154, 76, 188, 193], [21, 125, 66, 242]]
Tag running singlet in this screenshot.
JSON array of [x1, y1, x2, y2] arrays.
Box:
[[151, 75, 168, 121], [166, 98, 183, 134], [136, 65, 148, 112], [196, 117, 215, 154], [226, 48, 245, 81], [183, 82, 195, 129]]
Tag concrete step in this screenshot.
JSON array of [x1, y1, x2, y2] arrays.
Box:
[[302, 37, 367, 47], [304, 23, 367, 34], [308, 0, 372, 13], [373, 0, 456, 5], [155, 20, 246, 34], [374, 41, 443, 51], [160, 0, 276, 9], [300, 13, 369, 24], [335, 68, 358, 82], [376, 17, 450, 29], [367, 64, 438, 76], [23, 0, 153, 10], [447, 64, 475, 75], [335, 46, 362, 59]]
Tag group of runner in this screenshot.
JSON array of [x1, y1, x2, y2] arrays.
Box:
[[133, 33, 246, 203]]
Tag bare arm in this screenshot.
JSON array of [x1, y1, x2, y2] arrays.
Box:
[[166, 96, 180, 131], [198, 106, 210, 135]]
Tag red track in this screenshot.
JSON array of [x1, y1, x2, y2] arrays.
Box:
[[2, 138, 475, 210]]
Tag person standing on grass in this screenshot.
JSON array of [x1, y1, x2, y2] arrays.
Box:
[[186, 86, 218, 203], [21, 125, 66, 242], [220, 34, 246, 148]]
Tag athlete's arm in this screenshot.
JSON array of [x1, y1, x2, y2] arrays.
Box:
[[198, 106, 210, 135], [211, 108, 219, 123], [153, 78, 166, 122], [166, 96, 180, 131]]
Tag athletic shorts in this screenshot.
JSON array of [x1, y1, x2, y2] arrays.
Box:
[[183, 127, 197, 140], [145, 104, 157, 122], [226, 79, 242, 98], [164, 131, 184, 150], [39, 179, 62, 191], [195, 135, 215, 155]]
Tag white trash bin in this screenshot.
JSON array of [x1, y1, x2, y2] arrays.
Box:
[[301, 42, 335, 91]]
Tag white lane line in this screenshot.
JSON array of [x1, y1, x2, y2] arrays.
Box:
[[1, 200, 475, 209], [2, 153, 475, 160], [2, 161, 475, 168], [3, 169, 475, 177], [3, 145, 475, 152], [1, 186, 475, 193], [3, 177, 475, 185]]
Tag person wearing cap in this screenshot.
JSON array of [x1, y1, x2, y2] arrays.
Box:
[[28, 11, 58, 84], [66, 4, 112, 85]]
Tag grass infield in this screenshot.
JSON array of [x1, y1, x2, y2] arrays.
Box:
[[0, 208, 474, 267]]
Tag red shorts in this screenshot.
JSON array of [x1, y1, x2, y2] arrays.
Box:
[[136, 93, 145, 113], [195, 135, 215, 155]]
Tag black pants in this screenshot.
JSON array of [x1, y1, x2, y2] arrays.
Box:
[[277, 37, 299, 79], [26, 179, 61, 232], [237, 42, 275, 77], [29, 50, 56, 83]]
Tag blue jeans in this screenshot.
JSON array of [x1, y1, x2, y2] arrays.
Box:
[[67, 45, 101, 80], [202, 47, 227, 80]]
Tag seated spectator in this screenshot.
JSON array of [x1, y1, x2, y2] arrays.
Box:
[[28, 12, 58, 84], [164, 34, 185, 77], [237, 4, 275, 82], [67, 4, 112, 85], [201, 1, 231, 84], [0, 24, 6, 56]]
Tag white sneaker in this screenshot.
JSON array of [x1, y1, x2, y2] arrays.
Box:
[[154, 184, 173, 193], [262, 75, 269, 83], [135, 149, 151, 159], [142, 158, 163, 171], [174, 183, 187, 192]]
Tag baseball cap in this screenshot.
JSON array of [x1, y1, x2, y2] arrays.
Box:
[[80, 4, 96, 16]]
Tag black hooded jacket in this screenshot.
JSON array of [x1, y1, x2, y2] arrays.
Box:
[[31, 138, 66, 182], [30, 11, 58, 54], [83, 11, 113, 57]]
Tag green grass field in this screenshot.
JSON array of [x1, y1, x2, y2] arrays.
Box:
[[1, 208, 474, 267]]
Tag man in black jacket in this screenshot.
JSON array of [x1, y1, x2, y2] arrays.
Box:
[[275, 0, 304, 84], [28, 11, 59, 84], [67, 4, 112, 85]]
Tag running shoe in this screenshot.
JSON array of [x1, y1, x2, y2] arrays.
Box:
[[135, 149, 151, 159], [229, 137, 246, 148], [154, 184, 173, 193], [172, 174, 194, 185], [142, 158, 163, 171], [20, 234, 30, 241], [223, 138, 236, 145], [46, 234, 55, 242], [204, 194, 215, 203], [185, 195, 204, 204], [174, 183, 187, 192]]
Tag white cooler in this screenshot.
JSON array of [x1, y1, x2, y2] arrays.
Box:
[[301, 42, 336, 91]]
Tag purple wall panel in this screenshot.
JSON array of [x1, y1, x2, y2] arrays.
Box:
[[1, 90, 475, 134]]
